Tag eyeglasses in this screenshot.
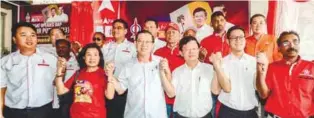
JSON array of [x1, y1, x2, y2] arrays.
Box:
[[113, 26, 125, 30], [281, 39, 299, 47], [93, 37, 102, 41], [136, 40, 153, 45], [229, 36, 245, 41]]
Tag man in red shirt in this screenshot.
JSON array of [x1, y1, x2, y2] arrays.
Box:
[[200, 11, 230, 64], [256, 31, 314, 118], [154, 22, 185, 118]]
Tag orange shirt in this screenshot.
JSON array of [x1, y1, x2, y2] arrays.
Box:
[[245, 34, 282, 63], [265, 57, 314, 117]]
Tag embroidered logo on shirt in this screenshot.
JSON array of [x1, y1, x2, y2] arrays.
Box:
[[122, 47, 130, 53], [299, 69, 314, 79], [74, 80, 93, 103], [38, 59, 49, 66]]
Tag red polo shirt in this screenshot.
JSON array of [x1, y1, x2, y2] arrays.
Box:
[[265, 57, 314, 118], [154, 46, 185, 105], [200, 33, 230, 64]]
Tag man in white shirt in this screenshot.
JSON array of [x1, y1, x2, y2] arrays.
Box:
[[38, 27, 67, 57], [169, 36, 214, 118], [0, 22, 57, 118], [58, 6, 68, 22], [105, 30, 173, 118], [143, 18, 166, 53], [103, 19, 137, 118], [193, 7, 214, 42], [211, 26, 258, 118], [46, 7, 61, 22]]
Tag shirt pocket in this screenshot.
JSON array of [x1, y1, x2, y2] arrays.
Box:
[[298, 77, 314, 93]]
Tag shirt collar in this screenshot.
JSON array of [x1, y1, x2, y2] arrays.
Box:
[[184, 61, 201, 71], [282, 56, 302, 65], [229, 53, 249, 61]]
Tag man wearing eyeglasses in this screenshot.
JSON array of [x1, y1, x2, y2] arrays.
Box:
[[211, 26, 259, 118], [256, 31, 314, 118], [103, 19, 137, 118]]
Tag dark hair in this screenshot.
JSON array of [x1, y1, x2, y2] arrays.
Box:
[[211, 11, 225, 21], [11, 22, 37, 37], [179, 36, 200, 51], [136, 30, 155, 43], [48, 27, 66, 36], [51, 7, 56, 11], [193, 7, 207, 16], [144, 18, 159, 28], [93, 32, 106, 39], [77, 43, 104, 69], [277, 31, 300, 47], [55, 39, 71, 48], [226, 25, 246, 39], [113, 19, 128, 29], [250, 14, 266, 24]]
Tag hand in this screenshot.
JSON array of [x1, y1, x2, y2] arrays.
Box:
[[256, 52, 268, 73], [209, 52, 222, 68], [105, 61, 115, 77], [159, 58, 171, 74], [57, 57, 67, 75], [199, 47, 208, 62]]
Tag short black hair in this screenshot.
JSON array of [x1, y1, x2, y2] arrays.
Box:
[[144, 18, 159, 28], [277, 31, 300, 47], [48, 27, 66, 36], [135, 30, 155, 43], [113, 19, 128, 29], [226, 25, 246, 39], [77, 43, 104, 69], [211, 11, 225, 21], [55, 39, 71, 48], [250, 14, 266, 24], [193, 7, 207, 16], [179, 36, 200, 51], [11, 22, 37, 37], [93, 32, 106, 39]]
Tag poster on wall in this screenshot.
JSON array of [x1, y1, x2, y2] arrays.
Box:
[[20, 4, 71, 44]]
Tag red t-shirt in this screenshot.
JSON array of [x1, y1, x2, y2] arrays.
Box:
[[65, 67, 107, 118], [154, 46, 185, 104], [265, 57, 314, 117], [200, 33, 230, 64]]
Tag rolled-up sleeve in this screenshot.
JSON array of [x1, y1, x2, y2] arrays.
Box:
[[0, 57, 8, 88]]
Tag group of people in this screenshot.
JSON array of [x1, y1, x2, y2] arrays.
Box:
[[1, 5, 314, 118]]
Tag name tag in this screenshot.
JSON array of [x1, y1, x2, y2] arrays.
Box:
[[122, 49, 130, 53], [38, 63, 50, 66]]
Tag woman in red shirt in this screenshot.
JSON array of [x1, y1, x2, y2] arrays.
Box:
[[55, 43, 115, 118]]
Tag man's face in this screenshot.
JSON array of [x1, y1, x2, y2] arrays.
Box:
[[251, 16, 266, 34], [51, 9, 56, 16], [59, 7, 64, 13], [56, 41, 71, 58], [166, 28, 181, 44], [183, 29, 196, 37], [13, 27, 37, 51], [228, 29, 246, 52], [181, 40, 200, 61], [112, 22, 127, 40], [144, 21, 158, 38], [193, 11, 207, 27], [50, 28, 66, 46], [93, 33, 105, 47], [135, 33, 154, 56], [278, 34, 300, 58], [211, 16, 226, 32]]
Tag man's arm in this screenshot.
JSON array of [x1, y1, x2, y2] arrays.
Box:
[[105, 62, 126, 95], [0, 88, 6, 118], [256, 52, 270, 99], [160, 58, 175, 98], [210, 52, 231, 93], [211, 72, 222, 95]]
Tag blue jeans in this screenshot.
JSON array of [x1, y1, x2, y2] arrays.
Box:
[[211, 93, 218, 118], [166, 104, 175, 118]]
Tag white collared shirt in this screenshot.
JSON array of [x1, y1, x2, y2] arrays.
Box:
[[52, 56, 79, 108], [196, 24, 214, 43], [118, 55, 167, 118], [102, 39, 137, 77], [0, 49, 57, 109], [153, 38, 166, 53], [218, 53, 258, 111], [172, 62, 214, 117]]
